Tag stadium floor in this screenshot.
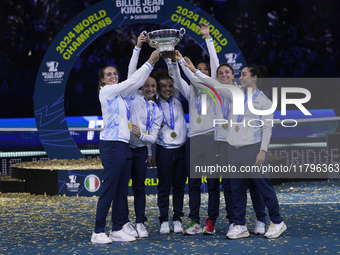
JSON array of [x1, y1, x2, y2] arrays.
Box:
[[1, 180, 339, 254]]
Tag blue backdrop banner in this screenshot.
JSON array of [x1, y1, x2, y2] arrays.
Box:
[[34, 0, 246, 159]]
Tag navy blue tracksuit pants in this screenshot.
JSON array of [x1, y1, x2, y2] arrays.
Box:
[[228, 142, 283, 225], [186, 134, 221, 225], [156, 143, 187, 224], [220, 142, 266, 224], [95, 141, 132, 233], [130, 146, 148, 223]]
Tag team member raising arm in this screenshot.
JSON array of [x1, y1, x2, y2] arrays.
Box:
[[91, 50, 160, 244]]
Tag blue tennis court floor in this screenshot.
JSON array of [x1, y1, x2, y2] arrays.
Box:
[[1, 180, 339, 254]]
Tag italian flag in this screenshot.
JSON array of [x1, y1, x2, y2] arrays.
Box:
[[85, 175, 100, 192]]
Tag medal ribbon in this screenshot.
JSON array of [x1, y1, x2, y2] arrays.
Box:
[[157, 96, 175, 130], [145, 99, 156, 130], [221, 97, 230, 119], [194, 93, 202, 116], [237, 89, 260, 122]]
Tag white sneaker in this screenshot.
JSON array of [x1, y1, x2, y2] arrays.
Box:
[[264, 221, 287, 238], [91, 232, 112, 244], [136, 223, 149, 238], [160, 221, 170, 234], [228, 223, 235, 232], [254, 220, 265, 235], [122, 222, 138, 237], [172, 221, 184, 233], [226, 225, 250, 239], [109, 229, 136, 242], [184, 220, 203, 235]]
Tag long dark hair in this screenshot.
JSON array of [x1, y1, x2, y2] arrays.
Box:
[[196, 60, 211, 76], [154, 69, 173, 91], [246, 65, 267, 86], [97, 65, 118, 95], [246, 65, 267, 78]]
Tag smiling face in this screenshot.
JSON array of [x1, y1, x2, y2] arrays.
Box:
[[158, 78, 173, 101], [217, 65, 234, 84], [197, 62, 210, 76], [239, 67, 255, 89], [141, 77, 157, 100], [102, 66, 119, 85]]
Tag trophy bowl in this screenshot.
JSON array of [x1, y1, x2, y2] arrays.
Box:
[[143, 28, 186, 52]]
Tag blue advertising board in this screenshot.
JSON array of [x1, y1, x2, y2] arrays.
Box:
[[58, 168, 195, 197]]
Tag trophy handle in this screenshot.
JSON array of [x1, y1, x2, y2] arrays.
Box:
[[143, 30, 155, 47], [149, 41, 159, 49], [179, 28, 186, 38], [149, 39, 157, 48]]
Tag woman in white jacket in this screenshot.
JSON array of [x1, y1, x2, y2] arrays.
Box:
[[177, 45, 267, 236], [183, 60, 287, 239], [90, 50, 159, 244], [173, 22, 224, 236], [121, 33, 163, 238], [154, 64, 188, 234]]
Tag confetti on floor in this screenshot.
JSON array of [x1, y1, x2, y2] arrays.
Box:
[[1, 180, 339, 254]]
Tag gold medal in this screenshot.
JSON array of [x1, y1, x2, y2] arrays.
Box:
[[235, 125, 239, 132], [197, 117, 202, 124], [171, 131, 177, 138], [222, 123, 228, 129], [128, 123, 132, 130], [143, 131, 147, 134]]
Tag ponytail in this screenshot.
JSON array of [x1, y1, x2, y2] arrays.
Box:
[[246, 65, 267, 78]]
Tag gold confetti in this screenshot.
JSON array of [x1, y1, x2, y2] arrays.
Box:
[[1, 180, 339, 253]]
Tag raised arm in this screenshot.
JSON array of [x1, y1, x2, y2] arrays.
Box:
[[200, 22, 220, 79], [127, 32, 147, 78], [103, 50, 160, 99], [168, 51, 190, 100], [177, 54, 196, 81], [183, 56, 233, 100], [161, 51, 182, 99]]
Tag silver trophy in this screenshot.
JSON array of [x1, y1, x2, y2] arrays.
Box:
[[143, 28, 186, 52]]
